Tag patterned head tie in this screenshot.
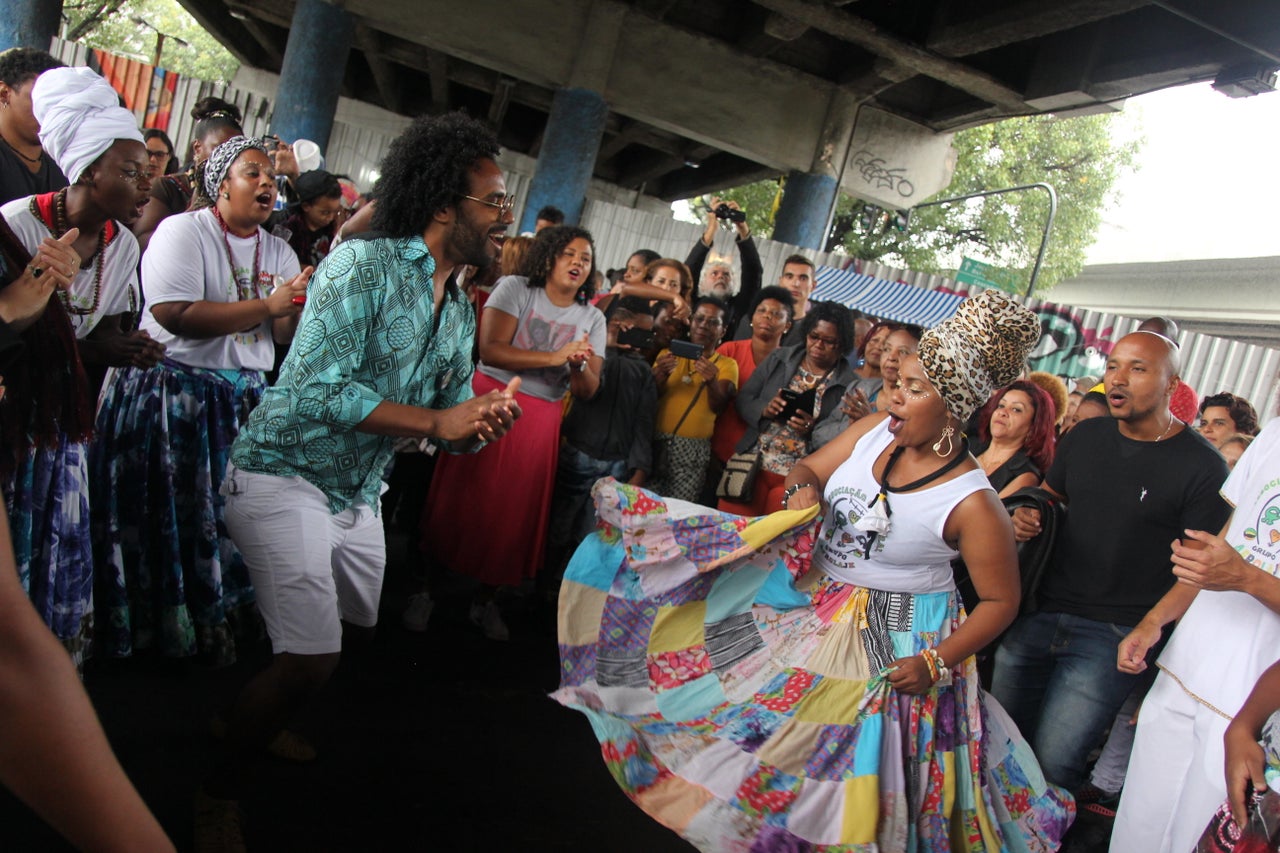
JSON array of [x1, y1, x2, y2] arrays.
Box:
[[203, 135, 268, 200], [917, 289, 1042, 422]]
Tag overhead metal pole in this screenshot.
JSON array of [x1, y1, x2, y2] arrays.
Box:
[[905, 182, 1058, 299]]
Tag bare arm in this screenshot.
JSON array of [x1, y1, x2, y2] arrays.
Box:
[[478, 307, 592, 372], [1226, 659, 1280, 826], [888, 488, 1021, 695], [149, 268, 310, 339], [995, 471, 1040, 500], [0, 512, 174, 853]]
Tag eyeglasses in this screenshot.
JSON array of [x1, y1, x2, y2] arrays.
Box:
[[145, 149, 170, 160], [461, 194, 515, 216], [691, 315, 724, 327], [807, 331, 839, 348], [754, 307, 790, 321]]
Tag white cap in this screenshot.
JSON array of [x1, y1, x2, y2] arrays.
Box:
[[293, 138, 323, 172]]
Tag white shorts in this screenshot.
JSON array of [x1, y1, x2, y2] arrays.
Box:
[[223, 465, 386, 655]]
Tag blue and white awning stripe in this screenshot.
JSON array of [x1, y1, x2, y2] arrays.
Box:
[[812, 266, 966, 328]]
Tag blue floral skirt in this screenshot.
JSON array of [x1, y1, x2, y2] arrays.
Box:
[[91, 359, 265, 665], [4, 436, 94, 666]]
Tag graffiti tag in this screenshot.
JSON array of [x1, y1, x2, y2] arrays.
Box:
[[851, 149, 915, 198]]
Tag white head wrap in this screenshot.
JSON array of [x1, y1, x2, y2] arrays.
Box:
[[32, 66, 143, 183]]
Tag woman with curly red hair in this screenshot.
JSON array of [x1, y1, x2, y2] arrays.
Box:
[[973, 379, 1057, 497]]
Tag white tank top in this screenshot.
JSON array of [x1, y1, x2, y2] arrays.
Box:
[[813, 420, 993, 594]]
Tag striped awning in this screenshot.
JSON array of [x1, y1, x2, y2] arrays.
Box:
[[812, 267, 966, 328]]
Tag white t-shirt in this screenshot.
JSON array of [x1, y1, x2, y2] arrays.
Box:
[[140, 208, 300, 370], [1, 196, 139, 338], [1158, 418, 1280, 712], [478, 274, 607, 402]]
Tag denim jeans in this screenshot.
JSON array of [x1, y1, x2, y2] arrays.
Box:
[[544, 445, 628, 582], [990, 610, 1142, 791]]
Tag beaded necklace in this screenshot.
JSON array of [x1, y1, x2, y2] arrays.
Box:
[[31, 188, 108, 317], [212, 206, 262, 302]]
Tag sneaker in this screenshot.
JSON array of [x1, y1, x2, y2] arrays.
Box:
[[470, 600, 509, 642], [401, 591, 435, 632], [1076, 782, 1120, 818], [194, 790, 246, 853], [210, 717, 317, 762]]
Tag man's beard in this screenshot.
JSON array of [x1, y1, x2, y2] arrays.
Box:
[[449, 212, 497, 269]]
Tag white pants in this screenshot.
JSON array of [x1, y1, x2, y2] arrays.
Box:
[[1110, 670, 1230, 852], [223, 465, 386, 655]]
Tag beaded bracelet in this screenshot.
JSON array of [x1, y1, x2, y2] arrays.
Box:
[[919, 648, 948, 683]]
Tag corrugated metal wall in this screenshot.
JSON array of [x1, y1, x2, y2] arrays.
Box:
[[860, 259, 1280, 420]]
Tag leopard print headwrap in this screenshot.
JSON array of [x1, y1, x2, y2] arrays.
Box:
[[918, 289, 1041, 422]]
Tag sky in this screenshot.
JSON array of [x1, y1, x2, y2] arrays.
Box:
[[1085, 81, 1280, 264]]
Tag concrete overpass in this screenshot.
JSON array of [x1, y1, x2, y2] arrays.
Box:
[[6, 0, 1279, 243]]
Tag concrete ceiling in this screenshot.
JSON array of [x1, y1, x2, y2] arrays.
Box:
[[180, 0, 1280, 201]]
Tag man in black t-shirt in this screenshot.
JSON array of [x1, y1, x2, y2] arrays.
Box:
[[989, 331, 1230, 792]]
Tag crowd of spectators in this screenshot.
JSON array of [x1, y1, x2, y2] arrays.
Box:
[[0, 45, 1277, 853]]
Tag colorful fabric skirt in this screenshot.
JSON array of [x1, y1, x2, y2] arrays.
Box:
[[554, 480, 1073, 852], [90, 359, 265, 665], [421, 371, 562, 587], [4, 436, 94, 666]]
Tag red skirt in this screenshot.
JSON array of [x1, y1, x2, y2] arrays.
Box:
[[420, 371, 562, 587]]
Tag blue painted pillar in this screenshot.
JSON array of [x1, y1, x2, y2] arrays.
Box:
[[0, 0, 60, 52], [270, 0, 352, 154], [772, 169, 839, 251], [519, 87, 608, 231]]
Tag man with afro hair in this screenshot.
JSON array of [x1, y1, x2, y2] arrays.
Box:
[[202, 112, 524, 849]]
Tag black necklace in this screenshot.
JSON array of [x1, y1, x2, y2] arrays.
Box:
[[860, 436, 970, 558], [0, 132, 41, 164]]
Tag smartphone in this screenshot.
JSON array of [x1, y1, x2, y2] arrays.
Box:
[[668, 339, 703, 360], [260, 135, 280, 152], [617, 327, 655, 350], [775, 387, 817, 422]]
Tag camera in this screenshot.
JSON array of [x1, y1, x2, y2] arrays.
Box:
[[714, 204, 747, 224]]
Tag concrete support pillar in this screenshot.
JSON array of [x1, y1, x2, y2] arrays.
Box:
[[772, 89, 861, 251], [519, 87, 609, 231], [0, 0, 60, 52], [270, 0, 353, 155], [518, 0, 624, 231]]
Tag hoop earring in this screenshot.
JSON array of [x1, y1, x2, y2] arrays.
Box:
[[222, 191, 231, 200], [932, 424, 955, 457]]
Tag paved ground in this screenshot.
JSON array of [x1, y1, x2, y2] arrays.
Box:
[[0, 531, 1112, 852]]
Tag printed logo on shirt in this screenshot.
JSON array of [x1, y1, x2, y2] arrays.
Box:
[[815, 485, 883, 569], [1240, 490, 1280, 576]]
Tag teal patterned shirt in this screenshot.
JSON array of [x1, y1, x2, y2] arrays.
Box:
[[230, 235, 475, 513]]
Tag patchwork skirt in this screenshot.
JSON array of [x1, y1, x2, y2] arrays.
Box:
[[554, 480, 1073, 852], [91, 359, 264, 665]]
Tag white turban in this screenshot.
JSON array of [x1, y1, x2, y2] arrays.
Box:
[[32, 66, 143, 183]]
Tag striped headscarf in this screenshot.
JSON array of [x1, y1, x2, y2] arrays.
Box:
[[203, 135, 268, 200]]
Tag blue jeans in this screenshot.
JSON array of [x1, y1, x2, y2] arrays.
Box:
[[990, 610, 1142, 791], [545, 445, 628, 581]]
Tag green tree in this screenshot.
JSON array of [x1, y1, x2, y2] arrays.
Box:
[[714, 113, 1141, 294], [62, 0, 239, 82]]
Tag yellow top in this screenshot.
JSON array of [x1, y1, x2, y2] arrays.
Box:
[[655, 351, 739, 439]]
